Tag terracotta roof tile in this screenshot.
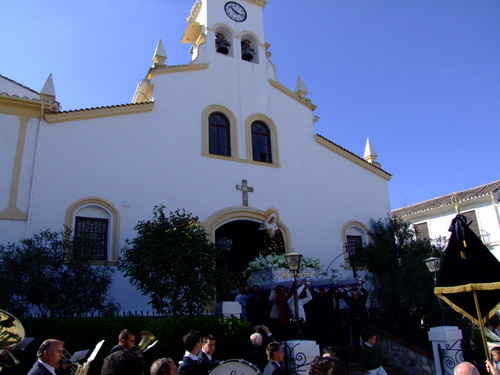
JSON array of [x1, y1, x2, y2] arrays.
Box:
[[316, 134, 391, 175], [392, 180, 500, 217], [47, 101, 154, 114]]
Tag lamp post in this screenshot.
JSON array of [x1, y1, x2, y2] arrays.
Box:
[[344, 242, 357, 278], [423, 257, 442, 284], [218, 237, 233, 272], [423, 256, 446, 324], [286, 252, 303, 340]]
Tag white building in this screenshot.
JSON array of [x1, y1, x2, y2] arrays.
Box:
[[0, 0, 391, 312], [392, 180, 500, 260]]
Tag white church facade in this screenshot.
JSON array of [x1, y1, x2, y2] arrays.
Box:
[[0, 0, 391, 312]]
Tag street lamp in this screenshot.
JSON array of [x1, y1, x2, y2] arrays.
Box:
[[218, 237, 233, 272], [423, 257, 442, 284], [344, 242, 357, 278], [286, 252, 303, 339], [423, 256, 446, 324]]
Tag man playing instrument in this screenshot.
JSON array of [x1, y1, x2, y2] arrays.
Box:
[[109, 330, 135, 354], [27, 339, 69, 375]]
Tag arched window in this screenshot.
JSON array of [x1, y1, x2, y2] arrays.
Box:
[[209, 112, 231, 156], [66, 198, 120, 264], [343, 222, 369, 270], [251, 121, 272, 163], [74, 216, 108, 261]]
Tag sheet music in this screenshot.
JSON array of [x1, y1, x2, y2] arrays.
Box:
[[11, 337, 34, 351], [88, 340, 105, 362], [70, 349, 89, 362], [144, 340, 158, 352]]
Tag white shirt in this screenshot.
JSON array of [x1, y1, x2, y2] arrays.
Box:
[[287, 285, 312, 322], [184, 351, 198, 360]]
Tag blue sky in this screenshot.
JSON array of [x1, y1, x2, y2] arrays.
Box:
[[1, 0, 498, 209]]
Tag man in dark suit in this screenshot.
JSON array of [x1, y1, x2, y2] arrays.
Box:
[[109, 329, 136, 354], [341, 285, 370, 358], [178, 330, 214, 375], [197, 335, 216, 362], [244, 325, 276, 372], [27, 339, 66, 375], [263, 342, 284, 375], [309, 287, 335, 346]]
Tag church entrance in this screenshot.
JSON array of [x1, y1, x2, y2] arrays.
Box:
[[215, 220, 285, 287]]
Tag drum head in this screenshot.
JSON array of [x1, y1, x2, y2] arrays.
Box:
[[208, 359, 261, 375]]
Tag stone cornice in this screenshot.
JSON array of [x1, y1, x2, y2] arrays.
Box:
[[242, 0, 267, 8], [315, 135, 392, 181], [268, 79, 317, 111], [0, 94, 47, 118], [147, 63, 209, 79], [44, 102, 154, 124]]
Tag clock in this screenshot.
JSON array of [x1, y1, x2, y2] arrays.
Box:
[[224, 2, 247, 22]]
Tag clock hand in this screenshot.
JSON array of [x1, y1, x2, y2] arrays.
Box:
[[230, 5, 243, 16]]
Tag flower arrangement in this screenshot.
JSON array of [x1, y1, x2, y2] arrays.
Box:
[[247, 253, 322, 272]]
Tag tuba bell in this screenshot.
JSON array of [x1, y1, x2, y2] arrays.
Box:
[[0, 310, 25, 372], [136, 331, 157, 352], [63, 339, 105, 375]]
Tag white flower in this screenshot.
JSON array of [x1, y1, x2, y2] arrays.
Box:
[[247, 254, 323, 272]]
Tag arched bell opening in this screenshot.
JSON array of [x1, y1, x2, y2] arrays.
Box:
[[240, 34, 259, 63], [214, 27, 233, 57]]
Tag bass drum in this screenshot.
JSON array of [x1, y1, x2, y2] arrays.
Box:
[[209, 360, 262, 375]]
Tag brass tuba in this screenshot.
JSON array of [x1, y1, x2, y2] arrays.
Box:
[[63, 339, 105, 375], [62, 348, 94, 375], [0, 310, 25, 372], [136, 331, 157, 352]]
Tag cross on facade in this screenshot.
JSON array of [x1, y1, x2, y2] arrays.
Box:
[[236, 179, 254, 206]]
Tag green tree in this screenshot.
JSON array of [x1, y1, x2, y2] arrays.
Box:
[[119, 206, 222, 316], [0, 228, 118, 318], [357, 215, 446, 343]]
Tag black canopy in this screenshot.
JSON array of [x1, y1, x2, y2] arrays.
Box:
[[435, 214, 500, 325]]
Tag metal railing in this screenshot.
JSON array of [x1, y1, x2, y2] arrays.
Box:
[[438, 339, 464, 375]]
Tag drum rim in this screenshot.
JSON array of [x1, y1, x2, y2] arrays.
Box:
[[209, 359, 262, 375]]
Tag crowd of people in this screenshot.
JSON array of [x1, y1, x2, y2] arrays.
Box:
[[18, 281, 500, 375], [25, 326, 500, 375], [235, 280, 370, 351]]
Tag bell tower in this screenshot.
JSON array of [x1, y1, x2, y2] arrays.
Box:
[[180, 0, 268, 65]]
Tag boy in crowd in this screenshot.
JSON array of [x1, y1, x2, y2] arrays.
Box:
[[359, 333, 387, 375], [491, 347, 500, 370]]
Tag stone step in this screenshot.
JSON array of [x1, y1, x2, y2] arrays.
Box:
[[344, 348, 401, 375]]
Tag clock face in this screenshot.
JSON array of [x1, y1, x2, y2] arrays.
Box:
[[224, 2, 247, 22]]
